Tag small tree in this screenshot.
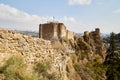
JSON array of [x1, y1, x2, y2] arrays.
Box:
[[104, 32, 120, 80]]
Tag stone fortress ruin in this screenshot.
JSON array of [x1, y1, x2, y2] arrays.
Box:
[[39, 22, 74, 41]]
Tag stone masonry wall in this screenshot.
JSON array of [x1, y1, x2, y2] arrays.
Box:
[[39, 23, 55, 40], [39, 22, 74, 41], [82, 28, 106, 59], [58, 23, 67, 38], [66, 30, 74, 40]]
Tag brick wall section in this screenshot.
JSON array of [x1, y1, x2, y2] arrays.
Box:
[[39, 22, 74, 41]]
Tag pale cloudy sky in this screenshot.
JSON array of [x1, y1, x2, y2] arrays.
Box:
[[0, 0, 120, 33]]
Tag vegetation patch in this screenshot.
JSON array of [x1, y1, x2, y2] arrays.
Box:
[[0, 55, 38, 80], [34, 62, 58, 80]]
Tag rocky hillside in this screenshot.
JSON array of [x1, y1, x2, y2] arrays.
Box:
[[0, 29, 70, 80], [76, 28, 106, 61], [65, 28, 107, 80], [0, 29, 107, 80]]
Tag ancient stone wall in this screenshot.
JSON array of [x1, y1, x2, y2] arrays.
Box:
[[66, 30, 74, 40], [39, 22, 57, 40], [39, 22, 74, 41], [58, 23, 67, 38], [82, 28, 106, 59], [53, 23, 58, 38], [95, 28, 100, 35]]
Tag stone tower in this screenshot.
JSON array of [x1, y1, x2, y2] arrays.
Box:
[[39, 22, 74, 41]]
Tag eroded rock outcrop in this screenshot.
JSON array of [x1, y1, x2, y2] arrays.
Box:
[[76, 28, 106, 62], [68, 28, 107, 80]]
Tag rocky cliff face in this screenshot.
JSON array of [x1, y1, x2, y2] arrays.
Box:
[[0, 29, 106, 80], [75, 28, 106, 62], [68, 28, 107, 80]]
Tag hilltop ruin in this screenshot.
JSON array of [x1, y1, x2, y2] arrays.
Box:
[[0, 27, 106, 80], [39, 22, 74, 41]]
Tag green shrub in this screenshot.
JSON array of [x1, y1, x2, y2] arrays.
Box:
[[0, 56, 58, 80], [86, 59, 107, 80], [0, 55, 24, 80], [46, 73, 57, 80], [73, 63, 82, 75], [34, 62, 48, 77], [0, 55, 38, 80], [34, 62, 58, 80]]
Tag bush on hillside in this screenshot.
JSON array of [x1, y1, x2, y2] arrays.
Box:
[[0, 55, 38, 80], [34, 62, 58, 80]]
